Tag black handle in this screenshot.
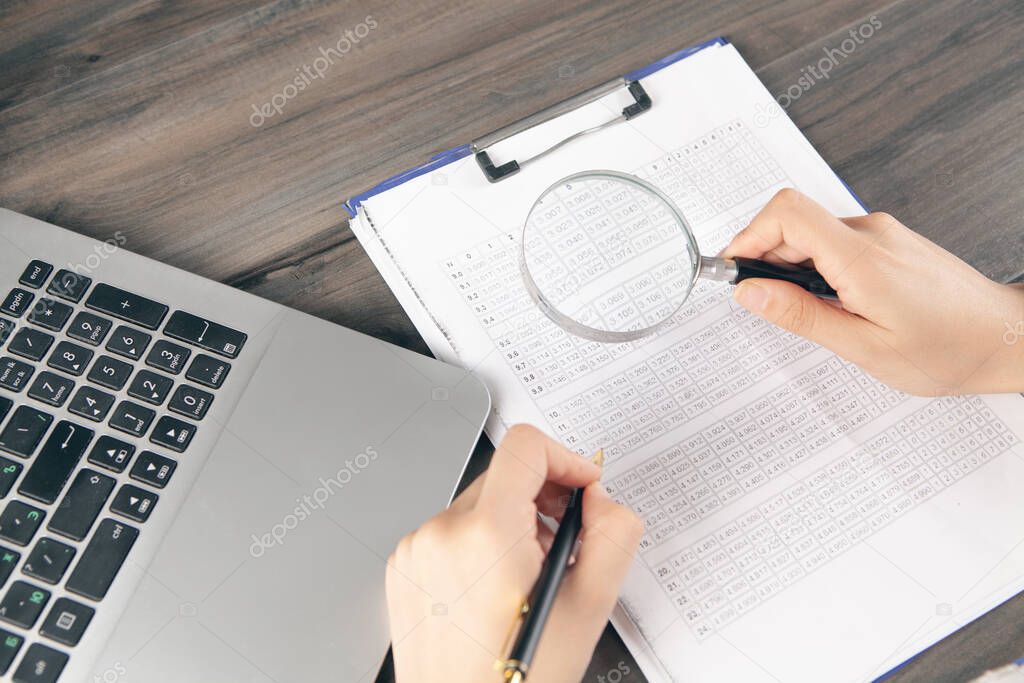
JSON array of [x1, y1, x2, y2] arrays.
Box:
[[733, 257, 838, 300]]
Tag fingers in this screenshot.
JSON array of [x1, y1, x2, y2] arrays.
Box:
[[559, 482, 643, 619], [721, 188, 867, 289], [733, 278, 881, 364], [478, 424, 600, 522]]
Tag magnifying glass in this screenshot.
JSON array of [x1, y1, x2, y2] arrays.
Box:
[[520, 170, 837, 343]]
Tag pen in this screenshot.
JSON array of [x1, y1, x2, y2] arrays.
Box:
[[500, 449, 604, 682]]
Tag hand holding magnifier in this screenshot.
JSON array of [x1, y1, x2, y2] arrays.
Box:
[[520, 171, 837, 343]]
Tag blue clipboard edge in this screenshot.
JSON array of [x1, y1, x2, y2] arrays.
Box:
[[342, 36, 729, 218]]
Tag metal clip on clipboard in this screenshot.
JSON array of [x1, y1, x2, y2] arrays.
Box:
[[471, 79, 652, 183]]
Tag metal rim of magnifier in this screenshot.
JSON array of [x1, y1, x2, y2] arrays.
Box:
[[520, 170, 702, 343]]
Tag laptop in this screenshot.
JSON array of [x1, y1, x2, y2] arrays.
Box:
[[0, 208, 490, 682]]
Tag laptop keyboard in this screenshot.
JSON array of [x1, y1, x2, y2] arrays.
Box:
[[0, 259, 246, 681]]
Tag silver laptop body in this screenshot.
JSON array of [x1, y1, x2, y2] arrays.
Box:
[[0, 208, 490, 682]]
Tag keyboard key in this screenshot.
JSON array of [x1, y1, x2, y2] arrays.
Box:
[[146, 339, 191, 375], [110, 484, 158, 523], [46, 269, 91, 303], [0, 502, 45, 546], [66, 518, 138, 601], [18, 421, 93, 505], [0, 289, 34, 318], [87, 355, 133, 391], [0, 546, 20, 585], [18, 261, 53, 290], [106, 324, 151, 361], [130, 451, 176, 489], [67, 311, 113, 346], [0, 458, 21, 497], [164, 311, 247, 359], [27, 372, 74, 408], [0, 317, 14, 345], [0, 398, 8, 422], [109, 401, 155, 438], [12, 641, 66, 682], [22, 538, 75, 585], [150, 415, 195, 453], [86, 283, 168, 330], [0, 580, 50, 629], [40, 597, 94, 647], [0, 406, 53, 458], [0, 627, 23, 674], [168, 384, 214, 420], [48, 469, 115, 542], [86, 436, 135, 474], [47, 341, 93, 377], [127, 369, 173, 406], [186, 353, 231, 389], [0, 357, 33, 392], [8, 328, 54, 362], [26, 298, 72, 332], [68, 386, 115, 422]]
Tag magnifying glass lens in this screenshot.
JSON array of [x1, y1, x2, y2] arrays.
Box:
[[521, 173, 700, 342]]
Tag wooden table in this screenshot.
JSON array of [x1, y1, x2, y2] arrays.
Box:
[[2, 1, 1021, 680]]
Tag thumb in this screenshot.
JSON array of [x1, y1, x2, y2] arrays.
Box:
[[733, 278, 877, 364]]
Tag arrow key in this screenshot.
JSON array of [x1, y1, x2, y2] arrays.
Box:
[[68, 386, 116, 423], [22, 537, 75, 585], [46, 340, 93, 377], [130, 451, 176, 489], [110, 484, 158, 523], [86, 436, 135, 474], [150, 415, 196, 453], [0, 501, 45, 547]]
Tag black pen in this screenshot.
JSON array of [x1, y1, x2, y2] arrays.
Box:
[[499, 449, 604, 682]]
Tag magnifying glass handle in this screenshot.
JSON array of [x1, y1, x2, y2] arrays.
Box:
[[732, 257, 838, 300]]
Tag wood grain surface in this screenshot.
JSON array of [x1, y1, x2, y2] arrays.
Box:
[[1, 1, 1022, 681]]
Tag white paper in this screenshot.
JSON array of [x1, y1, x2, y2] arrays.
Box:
[[349, 42, 1024, 682]]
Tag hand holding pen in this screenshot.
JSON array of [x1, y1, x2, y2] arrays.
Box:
[[385, 425, 643, 683]]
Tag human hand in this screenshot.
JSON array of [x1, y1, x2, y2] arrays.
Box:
[[385, 425, 644, 683], [722, 189, 1024, 396]]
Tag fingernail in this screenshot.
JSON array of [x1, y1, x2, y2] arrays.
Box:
[[735, 281, 768, 313], [591, 482, 611, 499]]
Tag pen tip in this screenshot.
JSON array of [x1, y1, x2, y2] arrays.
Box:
[[591, 448, 604, 468]]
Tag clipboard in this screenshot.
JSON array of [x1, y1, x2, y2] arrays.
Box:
[[337, 36, 1020, 683]]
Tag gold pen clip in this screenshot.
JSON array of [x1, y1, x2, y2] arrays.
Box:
[[494, 599, 530, 678]]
